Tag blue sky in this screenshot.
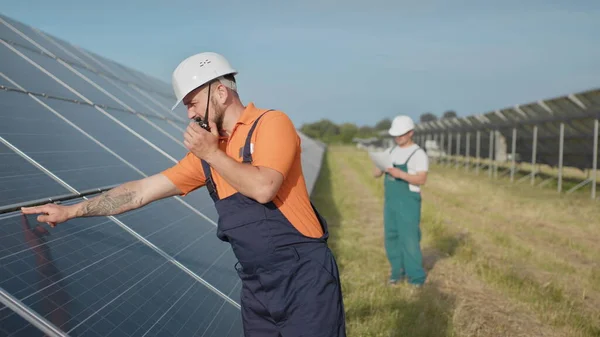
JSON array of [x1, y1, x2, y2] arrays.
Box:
[[2, 0, 600, 127]]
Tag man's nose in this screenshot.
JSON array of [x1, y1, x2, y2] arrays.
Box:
[[187, 107, 196, 120]]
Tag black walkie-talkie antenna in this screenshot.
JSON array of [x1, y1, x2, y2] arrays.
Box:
[[195, 81, 211, 131]]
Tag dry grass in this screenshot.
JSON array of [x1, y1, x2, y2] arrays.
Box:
[[440, 155, 599, 194], [311, 145, 600, 337]]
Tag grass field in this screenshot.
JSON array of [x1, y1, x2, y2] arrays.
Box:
[[311, 145, 600, 337]]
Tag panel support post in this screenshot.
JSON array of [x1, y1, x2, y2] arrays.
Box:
[[489, 130, 494, 178], [447, 132, 453, 167], [456, 132, 461, 169], [531, 125, 538, 185], [510, 127, 517, 183], [440, 132, 446, 165], [558, 123, 565, 193], [466, 132, 471, 172], [592, 119, 598, 200], [433, 134, 438, 164], [476, 130, 481, 175]]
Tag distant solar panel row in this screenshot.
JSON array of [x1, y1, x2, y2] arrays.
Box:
[[0, 13, 325, 337], [414, 88, 600, 170]]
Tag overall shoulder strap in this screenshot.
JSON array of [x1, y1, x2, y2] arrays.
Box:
[[201, 159, 219, 202], [404, 146, 422, 165], [242, 109, 274, 163]]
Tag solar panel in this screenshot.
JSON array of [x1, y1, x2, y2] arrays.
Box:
[[0, 88, 145, 190], [0, 206, 241, 337], [0, 141, 71, 207], [415, 88, 600, 170], [0, 13, 326, 337]]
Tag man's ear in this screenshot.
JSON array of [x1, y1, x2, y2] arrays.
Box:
[[215, 83, 229, 104]]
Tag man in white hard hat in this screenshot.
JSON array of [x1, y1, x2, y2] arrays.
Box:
[[373, 115, 429, 287], [22, 52, 346, 336]]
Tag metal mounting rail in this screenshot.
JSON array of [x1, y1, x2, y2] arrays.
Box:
[[0, 84, 185, 125], [0, 184, 118, 215], [0, 286, 69, 337]]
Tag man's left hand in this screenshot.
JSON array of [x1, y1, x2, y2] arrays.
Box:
[[184, 120, 219, 160], [386, 167, 406, 180]]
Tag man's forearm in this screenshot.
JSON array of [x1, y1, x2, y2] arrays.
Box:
[[401, 174, 426, 186], [70, 182, 143, 218], [388, 169, 427, 185], [204, 150, 269, 200]]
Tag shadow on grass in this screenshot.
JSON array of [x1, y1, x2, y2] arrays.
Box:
[[349, 282, 456, 337], [310, 149, 345, 273], [421, 209, 471, 274]]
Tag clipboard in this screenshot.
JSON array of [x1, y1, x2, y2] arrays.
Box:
[[368, 150, 393, 171]]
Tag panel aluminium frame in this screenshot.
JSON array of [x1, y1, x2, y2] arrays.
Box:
[[0, 286, 68, 337]]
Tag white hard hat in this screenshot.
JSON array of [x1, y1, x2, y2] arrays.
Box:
[[170, 52, 237, 110], [388, 115, 415, 136]]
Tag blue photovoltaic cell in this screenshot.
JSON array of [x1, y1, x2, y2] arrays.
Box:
[[0, 208, 243, 337], [105, 79, 187, 124], [1, 90, 217, 217], [71, 71, 190, 147], [1, 16, 35, 47], [0, 44, 82, 102], [19, 97, 175, 176], [0, 89, 145, 191], [67, 66, 165, 119], [0, 142, 70, 208], [101, 107, 188, 160], [113, 197, 241, 299], [182, 190, 221, 223], [149, 92, 187, 117], [102, 58, 173, 96]]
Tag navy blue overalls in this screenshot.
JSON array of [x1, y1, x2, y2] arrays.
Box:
[[200, 111, 346, 337]]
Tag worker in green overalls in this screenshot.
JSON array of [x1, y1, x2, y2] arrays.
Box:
[[373, 115, 429, 287]]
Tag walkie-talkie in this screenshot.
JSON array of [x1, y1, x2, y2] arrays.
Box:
[[194, 81, 212, 132], [194, 116, 210, 131]]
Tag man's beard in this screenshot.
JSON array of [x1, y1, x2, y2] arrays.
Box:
[[211, 98, 225, 131]]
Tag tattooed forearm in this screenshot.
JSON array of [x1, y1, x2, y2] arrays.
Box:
[[76, 186, 140, 217]]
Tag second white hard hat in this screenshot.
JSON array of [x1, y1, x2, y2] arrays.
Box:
[[388, 115, 415, 136], [170, 52, 237, 111]]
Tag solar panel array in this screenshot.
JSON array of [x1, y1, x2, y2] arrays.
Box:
[[413, 88, 600, 171], [0, 13, 326, 337]]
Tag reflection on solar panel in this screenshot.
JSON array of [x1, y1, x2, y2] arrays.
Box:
[[412, 88, 600, 199], [0, 13, 326, 337]]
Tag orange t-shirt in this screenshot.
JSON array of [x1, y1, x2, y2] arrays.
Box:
[[161, 102, 323, 238]]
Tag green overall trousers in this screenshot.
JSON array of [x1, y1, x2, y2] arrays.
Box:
[[383, 146, 426, 285]]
